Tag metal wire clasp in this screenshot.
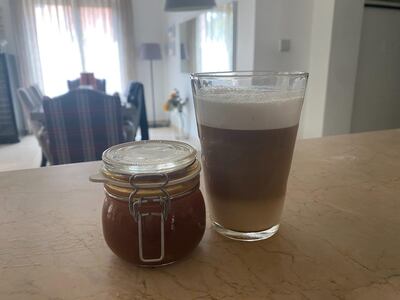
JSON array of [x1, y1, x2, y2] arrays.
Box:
[[128, 173, 171, 263]]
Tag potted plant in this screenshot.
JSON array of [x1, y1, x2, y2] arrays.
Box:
[[163, 89, 188, 139]]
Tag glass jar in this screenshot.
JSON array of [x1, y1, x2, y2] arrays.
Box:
[[90, 140, 205, 267]]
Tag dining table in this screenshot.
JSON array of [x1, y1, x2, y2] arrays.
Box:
[[0, 129, 399, 299]]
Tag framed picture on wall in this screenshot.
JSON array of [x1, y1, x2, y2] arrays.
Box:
[[166, 25, 176, 56]]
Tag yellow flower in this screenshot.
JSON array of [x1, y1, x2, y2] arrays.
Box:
[[163, 102, 170, 112]]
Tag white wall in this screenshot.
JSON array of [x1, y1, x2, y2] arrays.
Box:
[[301, 0, 364, 138], [301, 0, 335, 138], [351, 6, 400, 133], [322, 0, 364, 136], [253, 0, 313, 72], [235, 0, 256, 70]]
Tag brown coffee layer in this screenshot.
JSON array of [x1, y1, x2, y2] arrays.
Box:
[[199, 124, 299, 232]]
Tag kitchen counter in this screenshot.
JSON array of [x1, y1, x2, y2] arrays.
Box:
[[0, 129, 399, 299]]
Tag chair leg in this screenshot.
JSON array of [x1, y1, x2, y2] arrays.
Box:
[[40, 152, 47, 167]]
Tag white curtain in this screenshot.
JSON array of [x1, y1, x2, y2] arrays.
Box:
[[10, 0, 44, 90], [11, 0, 135, 97]]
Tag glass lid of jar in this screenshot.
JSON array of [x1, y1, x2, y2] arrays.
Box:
[[102, 140, 197, 175]]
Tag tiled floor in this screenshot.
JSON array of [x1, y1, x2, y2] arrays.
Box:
[[0, 127, 199, 173], [0, 135, 42, 172]]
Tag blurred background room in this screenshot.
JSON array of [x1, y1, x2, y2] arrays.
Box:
[[0, 0, 399, 171]]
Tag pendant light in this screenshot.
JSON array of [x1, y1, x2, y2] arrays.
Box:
[[165, 0, 216, 12]]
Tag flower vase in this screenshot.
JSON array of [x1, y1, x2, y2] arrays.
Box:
[[175, 110, 188, 140]]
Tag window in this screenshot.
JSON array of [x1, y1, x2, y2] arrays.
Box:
[[35, 2, 122, 97], [197, 3, 235, 72], [79, 6, 121, 95]]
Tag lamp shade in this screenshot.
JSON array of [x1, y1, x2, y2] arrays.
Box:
[[140, 43, 162, 60], [165, 0, 216, 12]]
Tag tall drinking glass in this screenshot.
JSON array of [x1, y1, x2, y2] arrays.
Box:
[[191, 71, 309, 241]]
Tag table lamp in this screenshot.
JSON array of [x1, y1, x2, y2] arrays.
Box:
[[165, 0, 216, 11]]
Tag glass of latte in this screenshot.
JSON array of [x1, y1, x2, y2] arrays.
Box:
[[191, 71, 309, 241]]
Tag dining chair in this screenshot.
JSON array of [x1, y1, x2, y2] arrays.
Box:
[[67, 78, 106, 93], [126, 81, 149, 140], [43, 89, 124, 165], [17, 88, 36, 111], [17, 87, 39, 134], [17, 87, 50, 167], [28, 84, 44, 107]]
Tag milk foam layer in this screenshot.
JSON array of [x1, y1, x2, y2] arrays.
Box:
[[195, 87, 304, 130]]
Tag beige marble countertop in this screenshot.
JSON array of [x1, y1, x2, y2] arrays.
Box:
[[1, 129, 400, 300]]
